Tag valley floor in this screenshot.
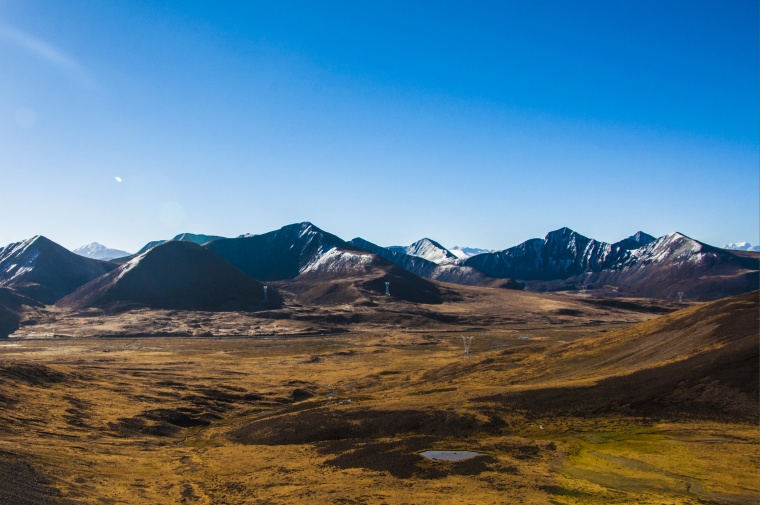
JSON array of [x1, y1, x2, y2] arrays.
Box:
[[0, 301, 757, 505]]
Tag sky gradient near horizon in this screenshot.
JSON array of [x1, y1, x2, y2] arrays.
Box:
[[1, 0, 758, 253]]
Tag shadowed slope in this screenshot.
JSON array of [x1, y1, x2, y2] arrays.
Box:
[[0, 288, 43, 338], [475, 291, 759, 421], [60, 241, 280, 312]]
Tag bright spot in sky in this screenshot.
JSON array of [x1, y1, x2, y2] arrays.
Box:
[[14, 108, 36, 129], [114, 176, 122, 183]]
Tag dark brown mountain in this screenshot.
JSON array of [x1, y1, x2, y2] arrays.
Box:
[[0, 236, 117, 304], [558, 232, 759, 300], [205, 222, 352, 281], [463, 227, 639, 280], [464, 229, 758, 300], [60, 241, 280, 312]]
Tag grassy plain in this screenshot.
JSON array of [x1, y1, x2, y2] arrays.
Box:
[[0, 289, 757, 504]]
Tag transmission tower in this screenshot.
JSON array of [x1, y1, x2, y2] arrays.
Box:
[[385, 281, 391, 296], [462, 335, 474, 358]]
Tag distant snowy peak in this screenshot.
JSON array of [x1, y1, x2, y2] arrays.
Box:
[[73, 242, 131, 261], [724, 242, 760, 252], [449, 246, 493, 260], [389, 238, 459, 264]]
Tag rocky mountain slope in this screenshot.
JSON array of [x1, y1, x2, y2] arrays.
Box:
[[573, 232, 760, 299], [61, 241, 279, 312], [206, 222, 354, 281], [0, 236, 117, 303], [463, 228, 756, 300], [463, 228, 652, 280], [350, 237, 522, 289]]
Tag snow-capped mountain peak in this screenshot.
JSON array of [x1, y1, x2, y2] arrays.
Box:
[[627, 232, 703, 264], [73, 242, 131, 261], [388, 238, 459, 264]]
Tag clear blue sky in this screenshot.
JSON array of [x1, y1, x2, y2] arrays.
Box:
[[1, 0, 758, 253]]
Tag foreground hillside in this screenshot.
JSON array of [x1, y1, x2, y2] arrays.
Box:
[[0, 291, 755, 504]]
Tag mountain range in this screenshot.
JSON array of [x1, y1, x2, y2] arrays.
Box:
[[0, 223, 757, 317]]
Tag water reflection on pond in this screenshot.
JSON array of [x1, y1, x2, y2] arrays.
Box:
[[419, 450, 483, 461]]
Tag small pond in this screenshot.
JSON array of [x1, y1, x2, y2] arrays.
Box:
[[418, 450, 484, 462]]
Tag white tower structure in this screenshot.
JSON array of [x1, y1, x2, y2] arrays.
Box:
[[462, 335, 474, 358]]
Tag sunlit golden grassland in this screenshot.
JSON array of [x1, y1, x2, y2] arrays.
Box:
[[0, 302, 756, 505]]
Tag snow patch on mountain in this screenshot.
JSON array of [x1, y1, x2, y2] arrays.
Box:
[[0, 237, 41, 282], [115, 252, 149, 281], [624, 232, 707, 269], [300, 248, 373, 275]]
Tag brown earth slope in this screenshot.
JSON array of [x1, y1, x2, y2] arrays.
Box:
[[473, 290, 759, 421]]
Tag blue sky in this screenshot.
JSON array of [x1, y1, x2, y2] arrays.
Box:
[[1, 0, 757, 252]]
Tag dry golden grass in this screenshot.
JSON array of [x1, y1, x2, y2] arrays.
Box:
[[0, 291, 756, 504]]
